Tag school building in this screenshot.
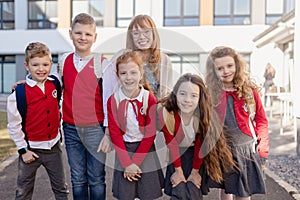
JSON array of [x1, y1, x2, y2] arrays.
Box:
[[0, 0, 299, 121]]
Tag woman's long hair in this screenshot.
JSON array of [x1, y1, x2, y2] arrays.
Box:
[[160, 73, 235, 183]]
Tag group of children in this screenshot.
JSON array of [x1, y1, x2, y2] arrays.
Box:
[[7, 13, 269, 200]]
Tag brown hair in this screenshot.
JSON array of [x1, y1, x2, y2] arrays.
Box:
[[126, 15, 161, 82], [160, 73, 235, 183], [116, 50, 152, 92], [71, 13, 96, 30], [205, 46, 259, 107], [25, 42, 52, 64]]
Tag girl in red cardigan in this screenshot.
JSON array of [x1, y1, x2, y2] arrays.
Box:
[[107, 50, 164, 200], [205, 46, 269, 200], [158, 73, 234, 200]]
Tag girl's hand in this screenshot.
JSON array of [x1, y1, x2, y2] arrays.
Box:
[[22, 150, 39, 164], [97, 129, 114, 153], [187, 168, 202, 189], [124, 163, 142, 182], [171, 167, 186, 187]]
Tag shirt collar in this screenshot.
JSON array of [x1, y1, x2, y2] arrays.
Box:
[[118, 86, 145, 102], [25, 74, 53, 88]]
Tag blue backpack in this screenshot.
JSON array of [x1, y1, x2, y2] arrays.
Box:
[[14, 75, 62, 147]]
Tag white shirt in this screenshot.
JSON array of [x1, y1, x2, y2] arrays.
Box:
[[117, 87, 145, 142], [179, 117, 195, 147], [7, 75, 61, 150]]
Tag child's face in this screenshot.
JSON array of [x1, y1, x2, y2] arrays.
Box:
[[69, 23, 97, 56], [214, 56, 236, 87], [131, 25, 153, 50], [176, 81, 199, 116], [118, 60, 142, 97], [25, 55, 52, 83]]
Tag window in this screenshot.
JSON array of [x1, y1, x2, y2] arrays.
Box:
[[0, 0, 14, 29], [214, 0, 251, 25], [265, 0, 295, 24], [164, 0, 199, 26], [28, 0, 58, 29], [168, 54, 202, 81], [0, 55, 15, 93], [72, 0, 104, 26], [116, 0, 152, 27]]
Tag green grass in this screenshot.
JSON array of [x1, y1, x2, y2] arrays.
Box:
[[0, 111, 17, 162]]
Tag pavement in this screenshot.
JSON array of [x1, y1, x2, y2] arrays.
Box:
[[0, 99, 300, 200]]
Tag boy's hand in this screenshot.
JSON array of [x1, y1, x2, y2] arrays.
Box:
[[11, 80, 26, 91], [124, 163, 142, 182], [187, 168, 202, 189], [97, 129, 114, 153], [22, 150, 39, 164]]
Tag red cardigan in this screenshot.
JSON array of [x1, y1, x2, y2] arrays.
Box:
[[216, 89, 269, 158], [108, 91, 157, 168], [158, 110, 203, 169]]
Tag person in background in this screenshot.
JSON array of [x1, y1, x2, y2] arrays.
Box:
[[108, 50, 164, 200], [7, 42, 69, 200], [205, 46, 269, 200], [263, 63, 276, 106]]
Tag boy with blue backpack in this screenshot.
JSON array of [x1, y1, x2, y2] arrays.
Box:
[[7, 42, 69, 200]]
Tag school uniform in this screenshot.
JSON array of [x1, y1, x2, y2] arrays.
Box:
[[159, 110, 203, 200], [208, 90, 269, 197], [7, 75, 68, 200], [108, 87, 164, 200]]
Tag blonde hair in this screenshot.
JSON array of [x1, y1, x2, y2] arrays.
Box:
[[25, 42, 52, 64], [71, 13, 96, 30]]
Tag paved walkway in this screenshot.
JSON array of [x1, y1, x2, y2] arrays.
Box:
[[0, 100, 299, 200]]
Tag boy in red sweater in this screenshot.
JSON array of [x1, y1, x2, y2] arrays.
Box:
[[7, 42, 69, 200]]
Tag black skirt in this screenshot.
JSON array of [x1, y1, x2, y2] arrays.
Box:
[[112, 142, 164, 200], [164, 146, 203, 200]]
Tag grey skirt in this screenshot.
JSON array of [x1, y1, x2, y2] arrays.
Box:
[[112, 142, 164, 200]]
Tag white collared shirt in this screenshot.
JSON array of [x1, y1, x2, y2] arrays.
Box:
[[118, 87, 145, 142]]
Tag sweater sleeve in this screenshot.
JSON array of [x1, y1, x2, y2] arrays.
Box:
[[158, 111, 182, 168], [107, 96, 133, 168], [253, 90, 269, 158], [192, 134, 203, 169], [131, 94, 157, 166]]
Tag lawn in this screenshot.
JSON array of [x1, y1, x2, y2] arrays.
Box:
[[0, 111, 16, 162]]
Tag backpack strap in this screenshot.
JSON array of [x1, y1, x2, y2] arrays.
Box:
[[15, 84, 30, 147], [48, 75, 62, 103], [162, 107, 175, 135]]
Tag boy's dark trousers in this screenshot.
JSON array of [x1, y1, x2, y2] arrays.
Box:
[[16, 142, 69, 200]]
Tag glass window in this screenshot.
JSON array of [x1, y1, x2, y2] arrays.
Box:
[[214, 0, 251, 25], [72, 0, 104, 26], [164, 0, 199, 26], [265, 0, 295, 24], [116, 0, 152, 27], [0, 55, 15, 93], [0, 1, 14, 29], [28, 0, 58, 29], [168, 54, 201, 81]]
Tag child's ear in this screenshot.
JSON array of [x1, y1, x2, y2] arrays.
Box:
[[24, 62, 29, 71]]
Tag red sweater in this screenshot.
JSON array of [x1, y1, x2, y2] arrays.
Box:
[[62, 53, 104, 126], [158, 110, 203, 169], [216, 89, 269, 158], [108, 91, 157, 168], [25, 81, 60, 141]]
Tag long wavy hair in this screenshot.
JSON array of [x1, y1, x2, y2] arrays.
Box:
[[126, 15, 161, 82], [159, 73, 235, 183], [205, 46, 259, 109]]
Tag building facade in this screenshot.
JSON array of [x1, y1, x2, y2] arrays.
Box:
[[0, 0, 296, 94]]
